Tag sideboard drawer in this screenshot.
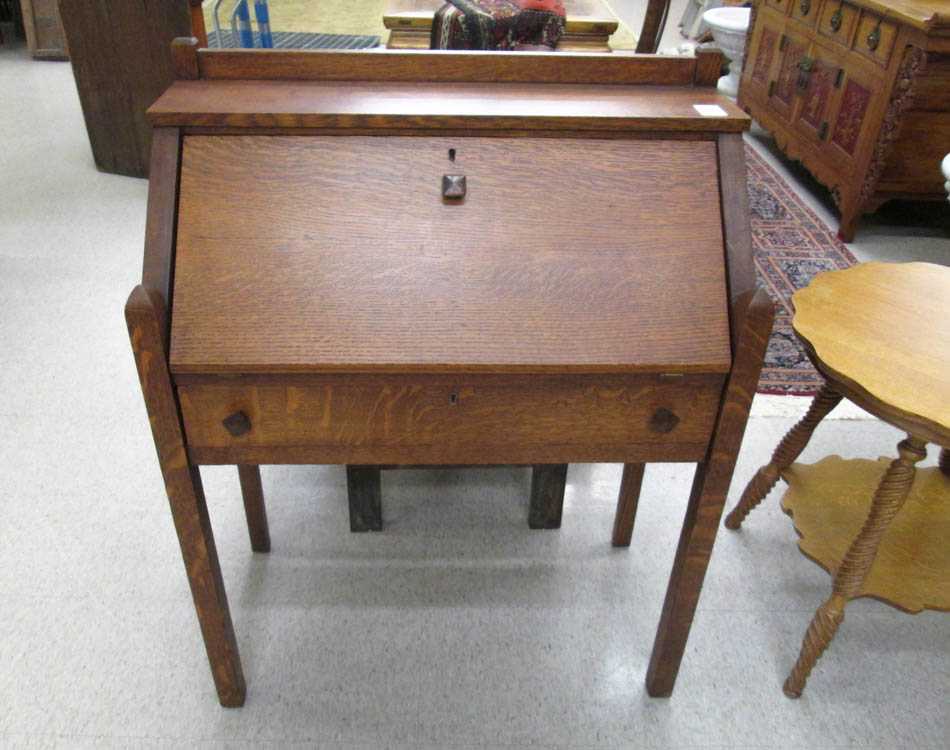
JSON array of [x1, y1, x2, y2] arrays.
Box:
[[790, 0, 819, 27], [763, 0, 793, 15], [818, 1, 858, 45], [178, 374, 725, 464], [853, 11, 897, 66]]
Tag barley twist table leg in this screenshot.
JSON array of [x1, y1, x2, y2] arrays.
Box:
[[782, 436, 927, 698], [725, 384, 841, 530]]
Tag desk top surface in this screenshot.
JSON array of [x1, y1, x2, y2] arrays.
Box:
[[169, 134, 732, 376], [793, 262, 950, 444], [148, 79, 749, 133]]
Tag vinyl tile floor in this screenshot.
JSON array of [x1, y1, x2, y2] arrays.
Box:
[[1, 39, 948, 749]]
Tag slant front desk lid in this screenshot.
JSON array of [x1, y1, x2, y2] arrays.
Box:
[[169, 134, 732, 375]]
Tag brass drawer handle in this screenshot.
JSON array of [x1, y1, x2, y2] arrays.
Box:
[[649, 408, 680, 434], [799, 0, 811, 16], [830, 9, 843, 32], [797, 56, 814, 90], [223, 410, 252, 437], [867, 26, 881, 51]]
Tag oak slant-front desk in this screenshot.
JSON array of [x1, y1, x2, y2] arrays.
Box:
[[127, 40, 774, 707]]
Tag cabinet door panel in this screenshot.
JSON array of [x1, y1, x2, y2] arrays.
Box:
[[771, 35, 808, 118], [829, 77, 873, 157], [796, 53, 839, 139], [744, 16, 783, 100]]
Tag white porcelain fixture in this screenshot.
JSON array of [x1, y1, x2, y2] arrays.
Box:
[[942, 153, 950, 202], [702, 6, 751, 100]]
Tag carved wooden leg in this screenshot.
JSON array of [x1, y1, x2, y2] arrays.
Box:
[[939, 448, 949, 477], [725, 384, 841, 530], [347, 465, 382, 532], [237, 465, 270, 552], [612, 463, 646, 547], [126, 286, 245, 707], [528, 464, 568, 529], [836, 208, 860, 244], [646, 288, 774, 697], [783, 436, 927, 697]]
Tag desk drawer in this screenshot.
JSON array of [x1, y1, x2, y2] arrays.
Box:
[[178, 373, 724, 465]]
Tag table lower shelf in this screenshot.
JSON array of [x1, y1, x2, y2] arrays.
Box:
[[780, 456, 950, 614]]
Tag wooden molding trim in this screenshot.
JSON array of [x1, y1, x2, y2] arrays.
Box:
[[165, 37, 722, 88]]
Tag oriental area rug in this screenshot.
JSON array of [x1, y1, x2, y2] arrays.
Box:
[[745, 145, 857, 396]]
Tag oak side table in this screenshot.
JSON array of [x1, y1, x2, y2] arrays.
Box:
[[725, 262, 950, 697], [127, 39, 774, 706]]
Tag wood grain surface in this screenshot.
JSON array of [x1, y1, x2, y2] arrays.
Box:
[[148, 80, 748, 133], [58, 1, 191, 177], [186, 46, 723, 86], [125, 286, 245, 706], [781, 456, 950, 614], [177, 373, 723, 465], [646, 287, 775, 697], [792, 262, 950, 447], [140, 128, 182, 343], [171, 135, 731, 375]]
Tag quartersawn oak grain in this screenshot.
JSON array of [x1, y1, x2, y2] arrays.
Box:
[[148, 80, 749, 133], [792, 262, 950, 447], [176, 373, 724, 463], [171, 136, 732, 375], [190, 45, 718, 85]]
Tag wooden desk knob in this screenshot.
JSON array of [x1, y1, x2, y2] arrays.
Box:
[[650, 408, 680, 434], [222, 411, 252, 437]]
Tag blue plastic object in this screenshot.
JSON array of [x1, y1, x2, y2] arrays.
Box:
[[254, 1, 273, 48], [234, 0, 254, 48]]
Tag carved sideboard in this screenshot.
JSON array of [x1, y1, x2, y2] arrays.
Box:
[[739, 0, 950, 240]]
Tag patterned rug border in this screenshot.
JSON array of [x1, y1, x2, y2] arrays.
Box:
[[744, 144, 858, 397]]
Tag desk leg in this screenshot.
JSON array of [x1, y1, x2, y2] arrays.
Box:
[[126, 286, 246, 707], [347, 466, 382, 531], [529, 464, 568, 529], [612, 463, 646, 547], [783, 436, 927, 697], [646, 289, 773, 697], [237, 465, 270, 552]]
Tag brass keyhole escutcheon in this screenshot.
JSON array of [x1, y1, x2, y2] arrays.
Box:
[[867, 26, 881, 51], [830, 9, 842, 32]]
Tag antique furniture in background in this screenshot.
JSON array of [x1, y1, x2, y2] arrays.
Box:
[[384, 0, 673, 53], [18, 0, 66, 60], [127, 39, 773, 706], [739, 0, 950, 241], [703, 5, 751, 98], [57, 0, 192, 177], [725, 262, 950, 697]]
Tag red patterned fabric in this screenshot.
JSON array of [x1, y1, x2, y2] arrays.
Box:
[[431, 0, 566, 50]]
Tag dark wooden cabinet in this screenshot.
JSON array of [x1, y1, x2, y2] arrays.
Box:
[[58, 0, 191, 177], [740, 0, 950, 240]]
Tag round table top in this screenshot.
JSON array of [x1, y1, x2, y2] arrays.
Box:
[[792, 262, 950, 447]]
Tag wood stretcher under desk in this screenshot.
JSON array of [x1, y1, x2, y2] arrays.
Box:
[[126, 40, 774, 707]]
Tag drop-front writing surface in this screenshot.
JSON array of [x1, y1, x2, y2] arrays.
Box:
[[170, 135, 731, 375]]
